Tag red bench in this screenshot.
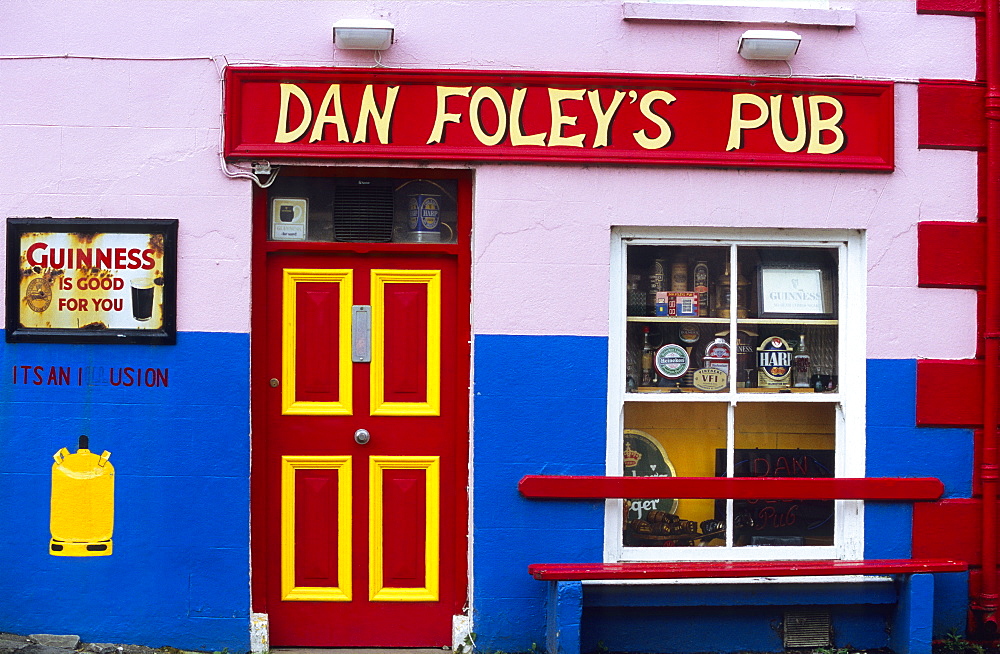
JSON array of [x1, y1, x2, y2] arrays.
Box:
[[519, 475, 967, 654]]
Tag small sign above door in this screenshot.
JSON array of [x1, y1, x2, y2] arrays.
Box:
[[271, 198, 309, 241]]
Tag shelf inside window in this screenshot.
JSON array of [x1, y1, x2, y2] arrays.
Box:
[[627, 316, 839, 326]]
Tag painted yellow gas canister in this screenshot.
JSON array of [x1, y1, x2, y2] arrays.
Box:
[[50, 435, 114, 556]]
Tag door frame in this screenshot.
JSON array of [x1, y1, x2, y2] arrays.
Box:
[[249, 166, 473, 643]]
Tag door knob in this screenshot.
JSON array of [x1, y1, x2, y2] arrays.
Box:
[[354, 429, 371, 445]]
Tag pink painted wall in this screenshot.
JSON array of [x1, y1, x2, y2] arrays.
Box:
[[0, 1, 979, 358]]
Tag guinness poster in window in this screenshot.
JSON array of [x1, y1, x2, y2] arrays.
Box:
[[715, 449, 835, 546], [6, 218, 178, 344]]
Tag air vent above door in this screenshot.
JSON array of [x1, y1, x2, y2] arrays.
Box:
[[333, 179, 395, 242]]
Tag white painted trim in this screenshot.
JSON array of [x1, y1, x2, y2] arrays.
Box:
[[622, 1, 856, 27], [605, 227, 867, 563], [453, 613, 473, 652], [250, 612, 269, 654]]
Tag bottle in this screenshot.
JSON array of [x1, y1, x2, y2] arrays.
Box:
[[648, 258, 665, 316], [793, 334, 812, 388], [641, 327, 654, 387], [714, 260, 750, 319], [627, 274, 644, 316], [671, 257, 688, 292], [693, 261, 710, 317]]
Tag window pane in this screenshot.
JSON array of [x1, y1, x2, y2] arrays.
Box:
[[625, 245, 729, 394], [731, 403, 836, 547], [737, 246, 839, 394], [623, 402, 727, 547]]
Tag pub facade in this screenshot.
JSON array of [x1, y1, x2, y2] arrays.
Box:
[[0, 1, 993, 653]]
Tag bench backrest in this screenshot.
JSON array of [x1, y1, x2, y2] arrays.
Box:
[[518, 475, 944, 501]]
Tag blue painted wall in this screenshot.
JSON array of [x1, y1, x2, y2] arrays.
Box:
[[865, 359, 973, 637], [472, 336, 974, 653], [0, 331, 251, 652], [473, 334, 608, 652], [0, 331, 974, 653]]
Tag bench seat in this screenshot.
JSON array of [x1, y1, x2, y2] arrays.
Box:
[[534, 560, 968, 654], [530, 558, 967, 580]]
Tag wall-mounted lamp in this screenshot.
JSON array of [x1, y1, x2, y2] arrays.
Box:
[[333, 19, 395, 51], [738, 29, 801, 61]]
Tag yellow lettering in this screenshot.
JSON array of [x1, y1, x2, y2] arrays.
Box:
[[427, 86, 472, 144], [353, 85, 399, 144], [469, 86, 508, 146], [547, 88, 586, 148], [726, 93, 769, 151], [807, 95, 846, 154], [309, 84, 350, 143], [632, 90, 676, 150], [509, 88, 547, 146], [274, 84, 312, 144], [587, 89, 626, 149], [770, 95, 807, 153]]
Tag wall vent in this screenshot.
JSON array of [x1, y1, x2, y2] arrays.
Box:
[[783, 608, 832, 648], [333, 179, 395, 242]]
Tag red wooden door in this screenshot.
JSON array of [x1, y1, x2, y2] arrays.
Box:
[[257, 247, 468, 647]]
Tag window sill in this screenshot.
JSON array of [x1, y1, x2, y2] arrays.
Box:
[[622, 1, 857, 27]]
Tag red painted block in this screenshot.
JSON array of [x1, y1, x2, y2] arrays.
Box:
[[976, 15, 986, 82], [913, 499, 982, 564], [979, 152, 988, 217], [916, 0, 983, 15], [918, 81, 987, 150], [916, 359, 985, 427], [918, 222, 987, 288]]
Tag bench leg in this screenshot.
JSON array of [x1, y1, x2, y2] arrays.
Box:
[[891, 573, 935, 654], [546, 580, 583, 654]]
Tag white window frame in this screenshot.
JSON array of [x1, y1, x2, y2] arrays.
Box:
[[605, 227, 866, 563]]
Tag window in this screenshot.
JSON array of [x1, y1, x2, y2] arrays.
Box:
[[608, 228, 865, 562], [266, 173, 459, 245]]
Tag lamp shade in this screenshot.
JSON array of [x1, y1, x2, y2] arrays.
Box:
[[333, 19, 395, 50], [738, 30, 801, 61]]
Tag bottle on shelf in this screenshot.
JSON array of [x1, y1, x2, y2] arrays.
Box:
[[671, 256, 688, 292], [627, 273, 644, 316], [648, 258, 666, 316], [641, 327, 654, 387], [792, 333, 812, 388], [714, 260, 750, 319], [693, 260, 710, 317]]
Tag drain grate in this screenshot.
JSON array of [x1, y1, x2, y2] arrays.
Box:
[[783, 608, 832, 648]]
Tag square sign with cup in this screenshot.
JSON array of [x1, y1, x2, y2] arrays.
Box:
[[271, 198, 309, 241]]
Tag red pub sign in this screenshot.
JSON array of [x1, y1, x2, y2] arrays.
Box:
[[224, 67, 894, 170]]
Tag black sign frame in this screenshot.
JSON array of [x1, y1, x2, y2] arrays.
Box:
[[6, 218, 178, 345]]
